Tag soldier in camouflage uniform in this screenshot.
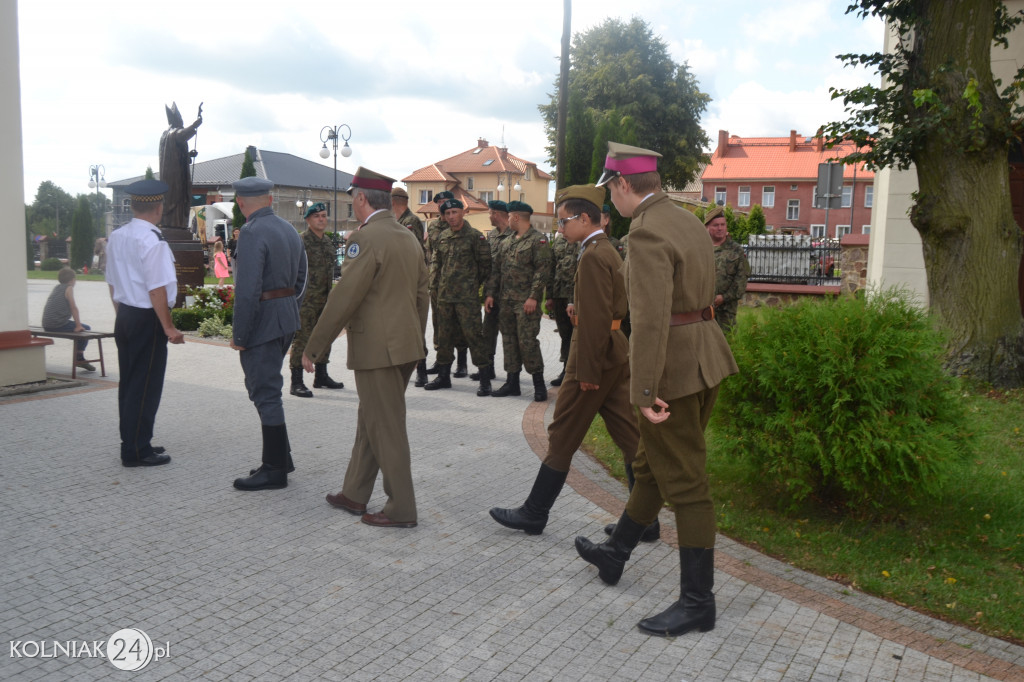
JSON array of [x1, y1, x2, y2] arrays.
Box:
[[392, 186, 431, 385], [705, 206, 750, 334], [424, 191, 469, 381], [545, 233, 579, 386], [289, 202, 344, 397], [484, 201, 552, 401], [476, 200, 512, 379], [425, 198, 493, 395], [602, 204, 627, 259]]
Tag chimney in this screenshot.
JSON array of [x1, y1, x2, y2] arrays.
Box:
[[477, 138, 488, 148], [716, 130, 728, 157], [789, 131, 797, 152]]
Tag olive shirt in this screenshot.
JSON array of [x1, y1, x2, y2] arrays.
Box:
[[300, 229, 336, 308], [622, 191, 738, 407], [712, 237, 750, 332], [430, 225, 492, 304], [485, 227, 552, 304], [566, 233, 628, 385]]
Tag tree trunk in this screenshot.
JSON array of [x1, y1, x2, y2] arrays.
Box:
[[909, 0, 1024, 387], [555, 0, 571, 191]]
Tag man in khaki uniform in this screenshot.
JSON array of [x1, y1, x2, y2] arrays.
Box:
[[575, 142, 738, 638], [302, 167, 429, 528], [490, 184, 639, 535]]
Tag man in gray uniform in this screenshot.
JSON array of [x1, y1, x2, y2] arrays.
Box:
[[230, 177, 308, 491]]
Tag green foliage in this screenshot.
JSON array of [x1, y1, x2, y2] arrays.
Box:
[[732, 204, 768, 244], [144, 166, 155, 180], [197, 316, 232, 338], [714, 289, 973, 515], [27, 181, 76, 239], [233, 148, 257, 229], [562, 90, 595, 187], [170, 307, 211, 331], [40, 257, 62, 271], [539, 16, 710, 191], [69, 196, 93, 270]]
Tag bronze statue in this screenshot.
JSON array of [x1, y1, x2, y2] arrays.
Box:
[[159, 102, 203, 229]]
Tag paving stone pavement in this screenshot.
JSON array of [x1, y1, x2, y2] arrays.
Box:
[[2, 280, 1023, 681]]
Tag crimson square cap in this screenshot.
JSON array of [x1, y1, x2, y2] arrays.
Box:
[[595, 141, 662, 187], [346, 167, 395, 194]]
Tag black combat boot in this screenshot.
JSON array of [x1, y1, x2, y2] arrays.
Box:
[[235, 424, 290, 490], [476, 365, 493, 397], [313, 363, 344, 389], [452, 347, 468, 378], [489, 464, 568, 534], [637, 548, 716, 637], [414, 359, 428, 388], [574, 511, 646, 585], [290, 366, 313, 398], [549, 362, 566, 386], [425, 360, 441, 375], [604, 464, 661, 542], [491, 372, 521, 397], [532, 372, 548, 402], [423, 363, 452, 390]]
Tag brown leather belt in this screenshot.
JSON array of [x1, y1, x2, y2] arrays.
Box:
[[669, 306, 714, 326], [260, 288, 295, 301]]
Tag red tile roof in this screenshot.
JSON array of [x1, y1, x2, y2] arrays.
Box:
[[703, 132, 873, 182], [403, 140, 553, 183]]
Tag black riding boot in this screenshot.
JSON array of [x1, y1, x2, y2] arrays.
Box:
[[414, 359, 428, 388], [575, 511, 646, 585], [637, 548, 716, 637], [604, 464, 661, 542], [425, 360, 441, 375], [476, 365, 493, 397], [452, 348, 468, 378], [235, 424, 289, 490], [313, 363, 344, 389], [423, 363, 452, 390], [489, 464, 568, 534], [290, 366, 312, 398], [491, 372, 521, 397], [532, 372, 547, 402]]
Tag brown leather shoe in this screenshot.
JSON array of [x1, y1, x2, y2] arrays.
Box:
[[325, 492, 366, 515], [361, 512, 417, 528]]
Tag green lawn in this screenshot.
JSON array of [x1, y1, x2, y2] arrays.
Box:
[[27, 270, 232, 286]]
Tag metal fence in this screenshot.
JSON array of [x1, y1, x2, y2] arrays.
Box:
[[745, 234, 842, 286]]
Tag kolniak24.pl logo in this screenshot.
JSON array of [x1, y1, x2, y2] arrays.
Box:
[[10, 628, 170, 671]]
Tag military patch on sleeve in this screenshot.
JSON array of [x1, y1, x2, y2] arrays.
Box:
[[347, 243, 360, 259]]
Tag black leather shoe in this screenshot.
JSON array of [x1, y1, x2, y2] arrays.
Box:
[[234, 465, 287, 491], [122, 453, 171, 468], [152, 446, 166, 455]]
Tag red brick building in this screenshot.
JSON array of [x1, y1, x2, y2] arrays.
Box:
[[702, 130, 874, 239]]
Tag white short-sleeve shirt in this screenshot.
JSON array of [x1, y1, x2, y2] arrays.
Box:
[[105, 218, 178, 309]]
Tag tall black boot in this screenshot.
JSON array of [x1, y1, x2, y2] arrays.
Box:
[[476, 365, 493, 397], [452, 347, 468, 378], [575, 511, 646, 585], [532, 372, 548, 402], [550, 362, 566, 386], [235, 424, 289, 490], [290, 366, 312, 398], [425, 360, 441, 375], [414, 359, 428, 388], [604, 464, 661, 542], [313, 363, 344, 389], [423, 363, 452, 390], [637, 548, 716, 637], [491, 372, 521, 397], [489, 464, 568, 534]]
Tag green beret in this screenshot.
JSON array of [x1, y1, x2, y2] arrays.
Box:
[[555, 184, 605, 211], [304, 202, 327, 219], [440, 198, 464, 212], [487, 200, 508, 212], [602, 204, 611, 214], [507, 200, 533, 214], [435, 191, 455, 203]]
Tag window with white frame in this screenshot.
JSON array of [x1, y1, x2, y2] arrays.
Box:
[[810, 224, 825, 238], [790, 184, 798, 191], [865, 185, 874, 208], [419, 189, 433, 204], [714, 187, 727, 204], [478, 191, 494, 203], [787, 199, 800, 221], [841, 185, 853, 208], [862, 224, 872, 234], [467, 177, 474, 190], [738, 186, 750, 207], [525, 167, 532, 180], [762, 186, 775, 208], [837, 224, 852, 237], [765, 225, 774, 231]]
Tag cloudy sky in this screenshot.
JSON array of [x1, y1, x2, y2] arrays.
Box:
[[16, 0, 883, 204]]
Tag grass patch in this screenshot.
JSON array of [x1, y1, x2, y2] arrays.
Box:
[[27, 270, 232, 286]]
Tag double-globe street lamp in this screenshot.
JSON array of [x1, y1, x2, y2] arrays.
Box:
[[88, 164, 107, 238], [318, 124, 353, 236], [496, 171, 521, 202]]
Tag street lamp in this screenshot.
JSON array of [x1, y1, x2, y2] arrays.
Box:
[[295, 189, 313, 209], [88, 164, 107, 237], [496, 171, 521, 201], [319, 124, 353, 235]]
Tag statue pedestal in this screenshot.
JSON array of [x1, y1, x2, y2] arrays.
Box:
[[162, 227, 205, 308]]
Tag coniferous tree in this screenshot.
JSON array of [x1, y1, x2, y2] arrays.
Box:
[[69, 196, 94, 270], [233, 149, 257, 229]]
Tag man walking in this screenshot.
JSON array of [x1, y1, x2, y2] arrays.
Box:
[[230, 177, 307, 491], [289, 202, 344, 397], [303, 167, 429, 528], [105, 179, 184, 467], [574, 142, 738, 638]]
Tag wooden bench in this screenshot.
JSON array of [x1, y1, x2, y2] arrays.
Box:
[[29, 326, 115, 379]]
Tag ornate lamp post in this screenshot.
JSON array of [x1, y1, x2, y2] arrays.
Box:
[[88, 164, 107, 237], [319, 124, 353, 235], [496, 171, 521, 202]]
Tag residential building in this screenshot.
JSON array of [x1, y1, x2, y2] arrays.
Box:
[[403, 139, 553, 233], [702, 130, 874, 239]]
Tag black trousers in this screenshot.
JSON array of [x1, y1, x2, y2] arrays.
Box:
[[114, 305, 167, 462]]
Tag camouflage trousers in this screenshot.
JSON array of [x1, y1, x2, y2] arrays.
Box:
[[431, 292, 466, 352], [481, 301, 500, 364], [290, 300, 329, 369], [715, 304, 738, 335], [436, 302, 489, 368], [548, 297, 574, 363], [499, 299, 544, 375]]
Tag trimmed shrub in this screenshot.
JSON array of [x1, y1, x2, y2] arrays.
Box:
[[171, 307, 215, 331], [197, 316, 232, 338], [714, 289, 973, 515], [40, 258, 63, 271]]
